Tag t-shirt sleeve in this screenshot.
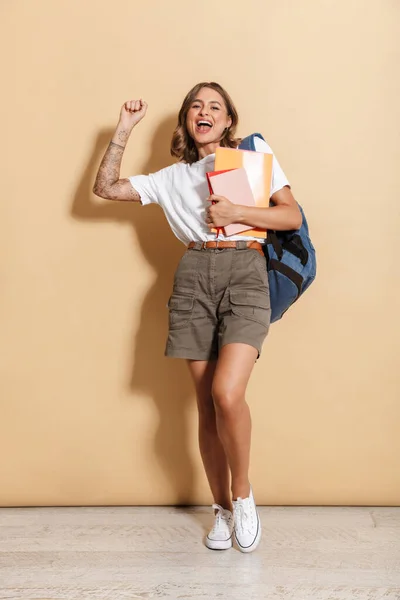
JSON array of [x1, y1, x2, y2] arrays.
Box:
[[128, 172, 162, 206], [253, 136, 290, 197]]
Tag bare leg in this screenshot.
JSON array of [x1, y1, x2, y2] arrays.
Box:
[[211, 343, 258, 500], [187, 359, 232, 512]]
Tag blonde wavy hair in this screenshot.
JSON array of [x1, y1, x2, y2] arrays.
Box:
[[170, 82, 241, 164]]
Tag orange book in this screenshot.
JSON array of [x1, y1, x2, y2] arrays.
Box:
[[215, 147, 273, 238]]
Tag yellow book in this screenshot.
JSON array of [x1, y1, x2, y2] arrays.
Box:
[[215, 147, 273, 238]]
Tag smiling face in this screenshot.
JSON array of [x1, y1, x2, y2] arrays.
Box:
[[186, 86, 233, 152]]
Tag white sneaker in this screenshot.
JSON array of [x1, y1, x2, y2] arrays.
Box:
[[232, 485, 262, 553], [205, 503, 234, 550]]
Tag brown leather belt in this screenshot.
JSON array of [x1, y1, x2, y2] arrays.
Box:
[[188, 241, 264, 258]]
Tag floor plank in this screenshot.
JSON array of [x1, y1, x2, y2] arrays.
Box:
[[0, 506, 399, 600]]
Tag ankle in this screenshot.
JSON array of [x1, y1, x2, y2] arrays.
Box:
[[214, 500, 233, 513], [231, 481, 251, 501]]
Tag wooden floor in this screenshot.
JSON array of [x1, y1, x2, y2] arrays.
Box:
[[0, 506, 399, 600]]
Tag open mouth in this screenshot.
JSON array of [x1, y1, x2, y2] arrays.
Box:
[[196, 120, 213, 134]]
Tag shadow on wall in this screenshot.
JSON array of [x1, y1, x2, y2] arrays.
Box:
[[71, 117, 197, 505]]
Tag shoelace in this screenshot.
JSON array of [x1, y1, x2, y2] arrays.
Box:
[[233, 498, 254, 535], [211, 503, 231, 533]]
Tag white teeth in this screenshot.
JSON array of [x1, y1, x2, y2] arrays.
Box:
[[197, 121, 212, 127]]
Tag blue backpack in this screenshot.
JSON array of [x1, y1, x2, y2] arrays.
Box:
[[239, 133, 317, 322]]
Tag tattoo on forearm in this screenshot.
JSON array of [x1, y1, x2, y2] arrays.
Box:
[[117, 129, 130, 145], [110, 141, 125, 150], [93, 135, 140, 201], [93, 141, 124, 195]]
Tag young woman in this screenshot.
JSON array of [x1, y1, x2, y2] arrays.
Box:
[[93, 82, 301, 553]]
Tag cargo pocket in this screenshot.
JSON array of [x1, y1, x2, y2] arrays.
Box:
[[167, 293, 195, 330], [230, 289, 270, 327]]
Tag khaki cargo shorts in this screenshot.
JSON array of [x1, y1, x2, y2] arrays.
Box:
[[165, 241, 271, 361]]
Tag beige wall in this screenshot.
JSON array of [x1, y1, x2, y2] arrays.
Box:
[[1, 0, 399, 506]]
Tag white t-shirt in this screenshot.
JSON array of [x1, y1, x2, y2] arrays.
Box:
[[129, 137, 289, 245]]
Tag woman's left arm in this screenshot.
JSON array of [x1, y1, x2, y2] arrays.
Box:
[[208, 186, 302, 231]]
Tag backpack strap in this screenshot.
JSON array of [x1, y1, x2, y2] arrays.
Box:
[[238, 132, 266, 151], [266, 231, 283, 260]]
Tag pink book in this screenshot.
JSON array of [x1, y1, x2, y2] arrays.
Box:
[[206, 167, 255, 236]]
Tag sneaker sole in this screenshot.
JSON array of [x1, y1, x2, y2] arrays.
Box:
[[234, 514, 262, 553], [205, 535, 233, 550]]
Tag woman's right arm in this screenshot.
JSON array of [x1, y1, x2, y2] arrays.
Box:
[[92, 99, 147, 202]]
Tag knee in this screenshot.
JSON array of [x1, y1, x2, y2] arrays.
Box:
[[212, 384, 243, 416], [197, 394, 216, 422]]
